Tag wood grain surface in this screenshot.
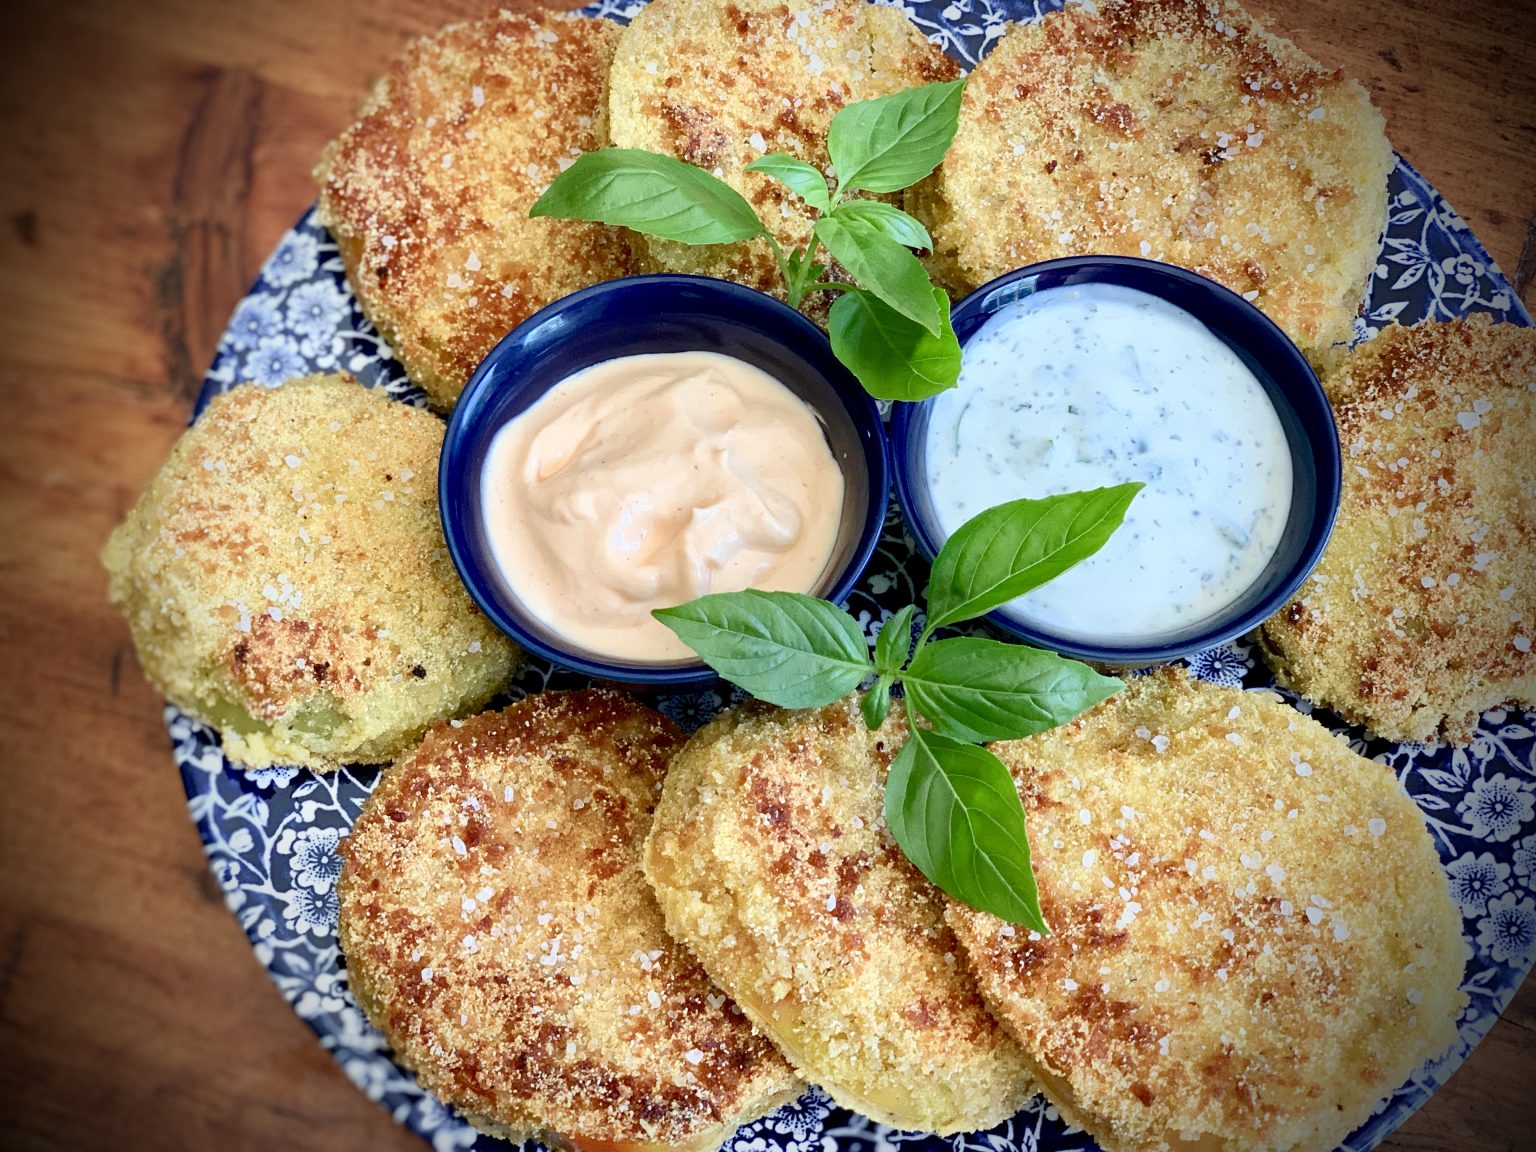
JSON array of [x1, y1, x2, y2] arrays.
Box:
[[1, 1, 1532, 1148]]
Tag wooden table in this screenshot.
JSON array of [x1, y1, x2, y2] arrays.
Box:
[[1, 1, 1532, 1148]]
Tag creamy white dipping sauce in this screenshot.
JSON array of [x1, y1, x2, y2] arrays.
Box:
[[925, 283, 1293, 642], [482, 351, 844, 663]]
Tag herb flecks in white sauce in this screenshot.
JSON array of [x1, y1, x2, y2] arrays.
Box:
[[925, 283, 1293, 642]]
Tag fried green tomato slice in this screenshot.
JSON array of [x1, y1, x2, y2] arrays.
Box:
[[608, 0, 958, 319], [316, 11, 633, 409], [919, 0, 1392, 360], [644, 697, 1036, 1135], [947, 669, 1466, 1152], [1260, 318, 1536, 744], [338, 690, 801, 1149], [103, 374, 517, 770]]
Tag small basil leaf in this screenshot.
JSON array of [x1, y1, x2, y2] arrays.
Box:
[[813, 215, 943, 335], [745, 153, 831, 213], [828, 287, 959, 401], [531, 149, 767, 245], [861, 677, 893, 730], [827, 79, 967, 195], [883, 724, 1047, 932], [652, 590, 870, 708], [905, 636, 1122, 742], [925, 484, 1143, 632], [829, 200, 932, 250], [874, 605, 917, 676]]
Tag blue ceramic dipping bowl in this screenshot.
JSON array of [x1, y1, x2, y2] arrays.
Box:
[[440, 274, 889, 687], [890, 256, 1341, 665]]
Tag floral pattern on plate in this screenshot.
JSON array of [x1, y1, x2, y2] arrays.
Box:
[[177, 3, 1533, 1152]]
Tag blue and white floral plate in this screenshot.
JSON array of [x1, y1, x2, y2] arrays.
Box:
[[177, 3, 1535, 1150]]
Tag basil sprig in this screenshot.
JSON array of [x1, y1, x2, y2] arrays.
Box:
[[653, 484, 1140, 932], [531, 81, 967, 400]]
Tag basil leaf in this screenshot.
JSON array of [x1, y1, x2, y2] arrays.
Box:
[[884, 723, 1046, 932], [531, 149, 767, 245], [652, 590, 870, 708], [905, 636, 1122, 742], [813, 215, 943, 334], [745, 153, 831, 213], [925, 484, 1143, 632], [861, 677, 893, 730], [828, 287, 960, 401], [829, 200, 931, 250], [827, 79, 967, 195], [874, 605, 916, 675]]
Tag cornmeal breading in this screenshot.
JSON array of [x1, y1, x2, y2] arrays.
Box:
[[644, 697, 1036, 1135], [1260, 318, 1536, 744], [316, 12, 634, 409], [948, 669, 1466, 1152], [608, 0, 958, 316], [101, 376, 517, 771], [924, 0, 1391, 359], [338, 690, 800, 1149]]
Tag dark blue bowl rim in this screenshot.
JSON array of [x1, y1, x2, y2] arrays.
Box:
[[890, 255, 1342, 665], [440, 273, 891, 686]]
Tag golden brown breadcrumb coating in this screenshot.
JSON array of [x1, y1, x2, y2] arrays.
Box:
[[608, 0, 958, 316], [102, 376, 517, 772], [948, 669, 1466, 1152], [1260, 318, 1536, 744], [923, 0, 1391, 359], [316, 11, 634, 409], [644, 697, 1036, 1135], [338, 690, 801, 1149]]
